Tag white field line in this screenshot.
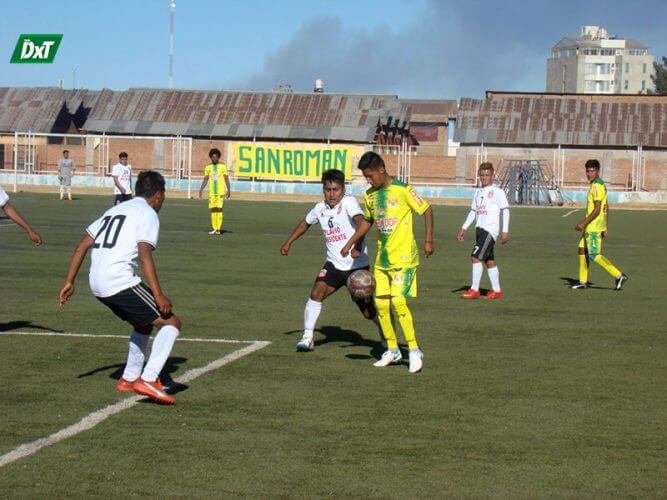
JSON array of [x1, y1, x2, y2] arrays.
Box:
[[1, 331, 262, 344], [562, 208, 580, 218], [0, 339, 270, 468]]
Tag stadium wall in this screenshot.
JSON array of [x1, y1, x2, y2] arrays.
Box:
[[3, 172, 666, 204]]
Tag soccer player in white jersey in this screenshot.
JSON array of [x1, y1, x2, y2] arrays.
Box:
[[0, 185, 42, 245], [280, 169, 383, 351], [111, 152, 132, 205], [457, 162, 510, 300], [59, 171, 181, 405]]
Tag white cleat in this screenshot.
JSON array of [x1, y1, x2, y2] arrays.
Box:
[[296, 334, 314, 352], [373, 349, 402, 367], [408, 349, 424, 373], [208, 229, 220, 235]]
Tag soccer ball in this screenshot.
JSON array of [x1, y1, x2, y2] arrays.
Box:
[[346, 270, 376, 302]]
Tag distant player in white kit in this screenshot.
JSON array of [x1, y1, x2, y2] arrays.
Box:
[[458, 162, 510, 299], [280, 169, 383, 351], [111, 152, 132, 205], [59, 171, 181, 405]]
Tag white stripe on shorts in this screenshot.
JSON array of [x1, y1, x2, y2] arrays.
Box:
[[130, 286, 160, 316]]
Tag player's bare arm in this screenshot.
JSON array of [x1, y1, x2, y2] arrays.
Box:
[[423, 206, 434, 257], [3, 202, 42, 246], [341, 218, 373, 257], [138, 242, 172, 316], [575, 200, 601, 231], [457, 228, 466, 241], [59, 234, 94, 307], [224, 175, 231, 199], [280, 219, 310, 256], [350, 214, 366, 258], [198, 175, 209, 199], [113, 176, 126, 194]]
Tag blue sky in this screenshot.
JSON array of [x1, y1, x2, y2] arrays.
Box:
[[1, 0, 665, 99]]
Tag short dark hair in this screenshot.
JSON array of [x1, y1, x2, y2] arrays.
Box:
[[209, 148, 221, 158], [135, 170, 165, 198], [479, 162, 494, 172], [357, 151, 385, 171], [63, 150, 69, 154], [321, 169, 345, 186], [119, 152, 128, 159], [585, 159, 600, 170]]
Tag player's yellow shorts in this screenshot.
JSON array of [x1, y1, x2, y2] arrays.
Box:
[[208, 195, 225, 209], [374, 267, 418, 297], [579, 231, 603, 257]]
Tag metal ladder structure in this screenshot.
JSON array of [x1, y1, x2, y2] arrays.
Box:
[[497, 160, 564, 206]]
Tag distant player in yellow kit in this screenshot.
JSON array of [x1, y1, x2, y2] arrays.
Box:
[[198, 148, 231, 234], [342, 152, 434, 373], [572, 159, 628, 290]]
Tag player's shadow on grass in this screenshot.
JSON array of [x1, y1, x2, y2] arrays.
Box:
[[77, 356, 189, 395], [451, 286, 490, 295], [0, 320, 63, 332], [283, 326, 384, 359], [559, 277, 606, 290]]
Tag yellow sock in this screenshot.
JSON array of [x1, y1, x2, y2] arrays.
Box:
[[218, 213, 224, 230], [579, 254, 588, 284], [375, 297, 397, 350], [210, 212, 217, 230], [593, 255, 621, 279], [391, 296, 418, 350]]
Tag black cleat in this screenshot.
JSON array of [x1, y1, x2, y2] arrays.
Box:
[[615, 274, 628, 291]]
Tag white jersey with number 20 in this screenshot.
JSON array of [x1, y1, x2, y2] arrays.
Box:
[[86, 197, 159, 298]]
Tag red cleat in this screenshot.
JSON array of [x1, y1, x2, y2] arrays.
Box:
[[116, 378, 136, 392], [484, 290, 503, 300], [461, 288, 481, 299], [133, 378, 175, 405]]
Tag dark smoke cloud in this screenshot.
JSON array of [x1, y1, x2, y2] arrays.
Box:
[[233, 0, 667, 99]]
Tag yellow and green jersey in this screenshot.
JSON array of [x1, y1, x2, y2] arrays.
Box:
[[204, 163, 228, 196], [363, 179, 430, 270], [586, 177, 608, 232]]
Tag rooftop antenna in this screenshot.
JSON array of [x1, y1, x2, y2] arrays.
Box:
[[169, 0, 175, 89]]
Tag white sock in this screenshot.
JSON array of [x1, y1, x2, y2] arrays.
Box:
[[122, 330, 149, 381], [59, 186, 64, 197], [141, 325, 179, 382], [488, 266, 501, 292], [303, 299, 322, 337], [67, 186, 72, 197], [471, 262, 483, 290]]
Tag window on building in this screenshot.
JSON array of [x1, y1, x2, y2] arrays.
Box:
[[642, 80, 646, 90], [584, 80, 595, 92], [624, 80, 629, 90], [625, 62, 630, 72], [0, 144, 5, 169], [642, 62, 647, 73], [601, 49, 614, 56], [585, 63, 595, 75]]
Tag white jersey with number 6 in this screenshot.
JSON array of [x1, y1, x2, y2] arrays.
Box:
[[305, 195, 369, 271], [86, 197, 159, 298]]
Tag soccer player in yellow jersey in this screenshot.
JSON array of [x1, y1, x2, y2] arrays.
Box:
[[572, 159, 628, 290], [342, 152, 434, 373], [198, 148, 231, 235]]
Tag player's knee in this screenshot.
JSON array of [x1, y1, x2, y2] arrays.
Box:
[[390, 296, 409, 316], [165, 315, 182, 330], [577, 248, 586, 255], [375, 296, 391, 317], [359, 302, 376, 320]]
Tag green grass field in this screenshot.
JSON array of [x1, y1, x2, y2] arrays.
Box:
[[1, 192, 665, 497]]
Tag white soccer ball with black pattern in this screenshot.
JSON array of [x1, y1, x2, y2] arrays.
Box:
[[346, 270, 376, 302]]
